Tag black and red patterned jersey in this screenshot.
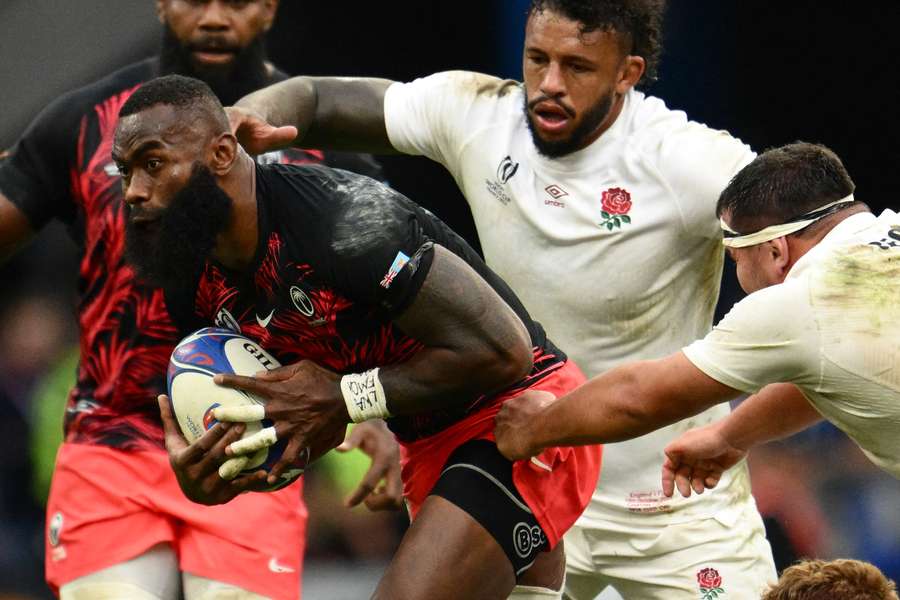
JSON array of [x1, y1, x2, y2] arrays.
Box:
[[165, 164, 567, 442], [0, 58, 383, 450]]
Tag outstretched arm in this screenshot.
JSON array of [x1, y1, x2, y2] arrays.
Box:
[[232, 77, 397, 154], [662, 383, 821, 497], [495, 352, 740, 460]]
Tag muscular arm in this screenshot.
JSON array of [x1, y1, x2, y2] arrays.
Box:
[[499, 352, 740, 457], [235, 77, 397, 154], [381, 244, 534, 414], [0, 192, 36, 263], [713, 383, 821, 448]]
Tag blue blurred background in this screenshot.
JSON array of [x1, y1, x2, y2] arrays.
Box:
[[0, 1, 897, 598]]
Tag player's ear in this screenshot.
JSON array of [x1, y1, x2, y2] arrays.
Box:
[[261, 0, 279, 32], [210, 133, 239, 175], [768, 237, 791, 278], [155, 0, 167, 25], [616, 55, 645, 95]]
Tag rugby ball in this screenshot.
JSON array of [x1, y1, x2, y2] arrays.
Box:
[[167, 327, 306, 491]]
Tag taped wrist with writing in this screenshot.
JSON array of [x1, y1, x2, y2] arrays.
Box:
[[341, 368, 391, 423]]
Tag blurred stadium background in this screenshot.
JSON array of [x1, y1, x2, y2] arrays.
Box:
[[0, 1, 897, 598]]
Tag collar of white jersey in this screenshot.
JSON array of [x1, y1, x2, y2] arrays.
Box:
[[720, 195, 856, 248]]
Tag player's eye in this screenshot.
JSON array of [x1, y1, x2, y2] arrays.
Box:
[[146, 158, 163, 172], [117, 164, 130, 178]]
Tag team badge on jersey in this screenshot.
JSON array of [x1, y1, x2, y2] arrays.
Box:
[[600, 187, 633, 230], [696, 567, 725, 600]]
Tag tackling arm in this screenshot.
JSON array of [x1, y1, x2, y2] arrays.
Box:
[[233, 77, 397, 154], [495, 352, 740, 459], [662, 383, 821, 497]]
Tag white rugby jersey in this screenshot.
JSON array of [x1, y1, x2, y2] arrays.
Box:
[[385, 71, 757, 524], [685, 211, 900, 478]]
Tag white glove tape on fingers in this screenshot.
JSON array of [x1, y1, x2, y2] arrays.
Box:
[[340, 368, 391, 423], [218, 456, 250, 480], [213, 404, 266, 423], [228, 426, 278, 455]]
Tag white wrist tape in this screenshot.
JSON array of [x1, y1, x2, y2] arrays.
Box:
[[341, 368, 391, 423]]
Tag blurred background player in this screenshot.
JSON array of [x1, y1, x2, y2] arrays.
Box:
[[0, 1, 394, 598], [761, 559, 899, 600], [226, 0, 778, 597]]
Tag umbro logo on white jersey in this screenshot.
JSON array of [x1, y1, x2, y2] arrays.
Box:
[[268, 557, 296, 574], [256, 310, 275, 328]]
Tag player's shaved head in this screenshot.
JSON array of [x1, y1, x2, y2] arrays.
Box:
[[120, 74, 230, 138]]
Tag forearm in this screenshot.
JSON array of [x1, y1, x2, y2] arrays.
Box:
[[237, 76, 318, 138], [530, 353, 740, 448], [717, 383, 822, 450], [236, 76, 396, 153], [531, 362, 676, 447]]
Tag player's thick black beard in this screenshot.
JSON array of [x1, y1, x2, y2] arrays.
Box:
[[524, 90, 614, 158], [159, 25, 271, 106], [124, 163, 233, 295]]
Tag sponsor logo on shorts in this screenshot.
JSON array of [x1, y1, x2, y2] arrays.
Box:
[[379, 251, 410, 289], [512, 522, 545, 559], [48, 511, 63, 547], [268, 557, 296, 574], [697, 567, 725, 600]]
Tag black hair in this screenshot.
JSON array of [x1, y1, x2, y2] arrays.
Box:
[[119, 74, 229, 132], [717, 142, 857, 234], [529, 0, 665, 87]]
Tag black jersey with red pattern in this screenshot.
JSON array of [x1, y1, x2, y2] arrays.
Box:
[[166, 164, 567, 442], [0, 59, 382, 450]]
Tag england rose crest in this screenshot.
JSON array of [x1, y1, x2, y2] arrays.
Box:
[[600, 187, 632, 230], [697, 567, 725, 599]]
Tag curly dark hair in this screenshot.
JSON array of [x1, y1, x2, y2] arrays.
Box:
[[119, 74, 229, 132], [529, 0, 666, 87]]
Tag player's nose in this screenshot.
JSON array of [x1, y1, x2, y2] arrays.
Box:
[[122, 172, 151, 207], [197, 0, 231, 31]]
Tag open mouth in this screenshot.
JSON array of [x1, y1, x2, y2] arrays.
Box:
[[532, 101, 573, 135]]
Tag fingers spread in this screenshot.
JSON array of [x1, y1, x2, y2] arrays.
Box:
[[214, 373, 270, 396]]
